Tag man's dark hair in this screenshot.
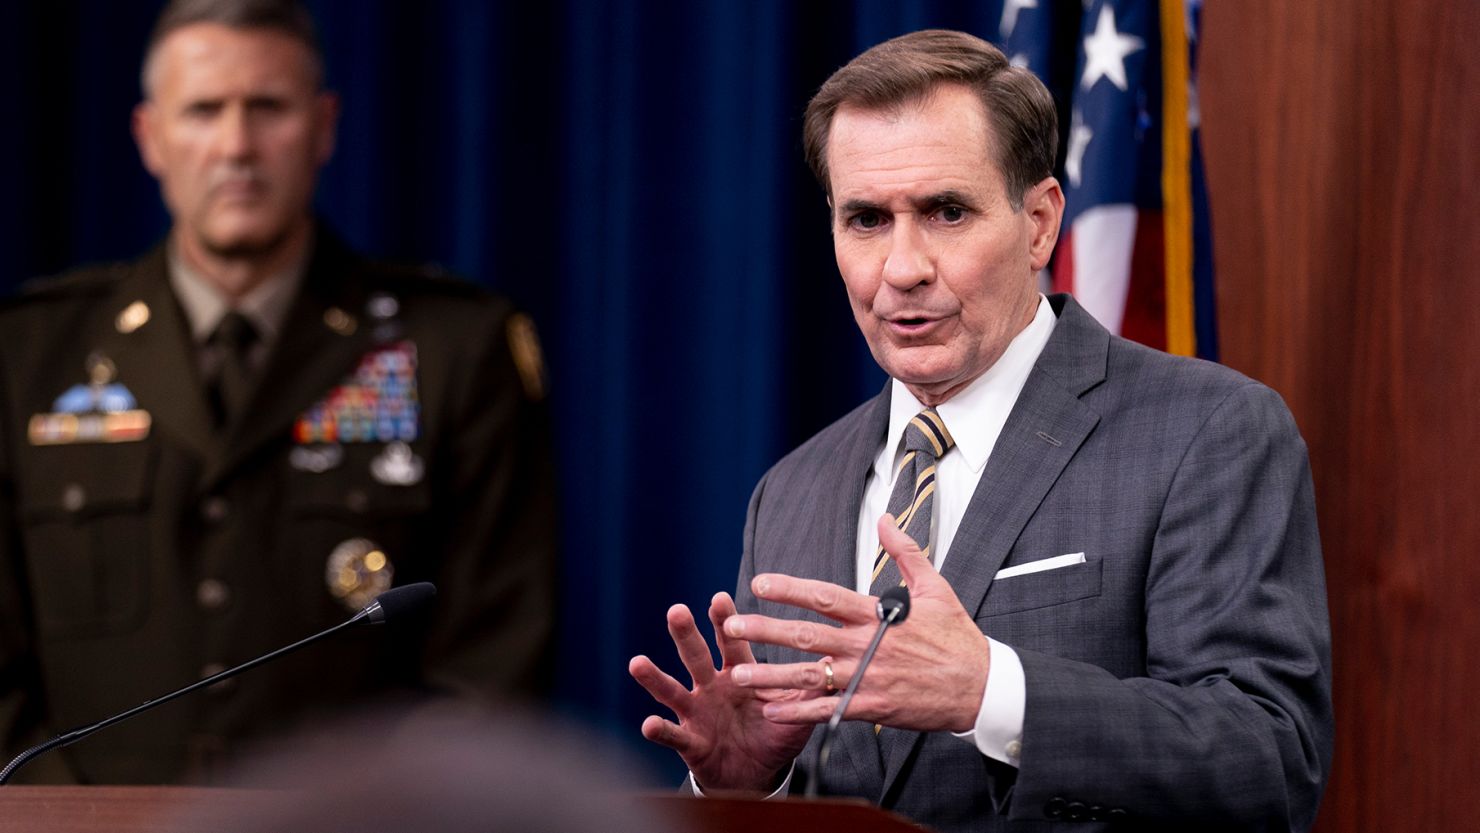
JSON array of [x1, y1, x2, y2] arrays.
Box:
[[141, 0, 324, 95], [802, 29, 1058, 209]]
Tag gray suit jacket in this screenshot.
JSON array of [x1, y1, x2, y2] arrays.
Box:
[[737, 295, 1331, 831]]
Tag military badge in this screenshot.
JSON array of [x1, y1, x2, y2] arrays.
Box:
[[326, 537, 394, 611], [370, 441, 424, 486], [294, 341, 420, 445], [289, 443, 344, 473], [28, 353, 152, 446]]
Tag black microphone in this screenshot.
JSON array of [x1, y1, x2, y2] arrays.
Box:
[[804, 585, 910, 800], [0, 582, 437, 785]]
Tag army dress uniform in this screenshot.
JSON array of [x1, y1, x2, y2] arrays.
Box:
[[0, 230, 558, 783]]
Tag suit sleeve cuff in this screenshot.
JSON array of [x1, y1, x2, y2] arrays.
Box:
[[950, 636, 1025, 767], [689, 762, 794, 798]]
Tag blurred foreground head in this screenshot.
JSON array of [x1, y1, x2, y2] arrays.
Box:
[[167, 708, 683, 833]]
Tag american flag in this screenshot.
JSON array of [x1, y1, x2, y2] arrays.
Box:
[[997, 0, 1217, 360]]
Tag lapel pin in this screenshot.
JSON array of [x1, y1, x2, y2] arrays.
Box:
[[323, 307, 357, 336], [367, 293, 400, 320], [115, 301, 151, 334]]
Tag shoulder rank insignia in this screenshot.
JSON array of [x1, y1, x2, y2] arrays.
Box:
[[294, 341, 420, 444], [28, 353, 152, 446]]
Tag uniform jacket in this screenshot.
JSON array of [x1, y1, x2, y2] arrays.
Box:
[[737, 295, 1332, 832], [0, 231, 558, 783]]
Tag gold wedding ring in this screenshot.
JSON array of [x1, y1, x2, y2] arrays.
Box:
[[823, 659, 837, 693]]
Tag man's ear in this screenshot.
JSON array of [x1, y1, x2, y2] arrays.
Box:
[[1023, 176, 1065, 271], [313, 91, 341, 166], [132, 102, 164, 177]]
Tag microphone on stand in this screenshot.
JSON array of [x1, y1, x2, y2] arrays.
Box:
[[0, 582, 437, 785], [804, 585, 910, 800]]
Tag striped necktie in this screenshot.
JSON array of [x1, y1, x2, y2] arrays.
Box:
[[870, 408, 954, 596]]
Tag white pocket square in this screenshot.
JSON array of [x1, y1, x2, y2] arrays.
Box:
[[993, 552, 1086, 579]]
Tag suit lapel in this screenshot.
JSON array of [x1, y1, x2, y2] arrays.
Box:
[[98, 248, 219, 464], [202, 235, 374, 489], [878, 295, 1110, 798], [819, 387, 891, 794], [815, 386, 890, 589]]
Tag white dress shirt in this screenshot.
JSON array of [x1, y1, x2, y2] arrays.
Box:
[[854, 293, 1057, 767]]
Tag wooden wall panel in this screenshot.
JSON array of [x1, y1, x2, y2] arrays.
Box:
[[1200, 1, 1480, 830]]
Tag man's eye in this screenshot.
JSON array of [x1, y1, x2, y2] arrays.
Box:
[[851, 212, 883, 230], [184, 102, 222, 118], [248, 98, 289, 114], [937, 205, 966, 223]]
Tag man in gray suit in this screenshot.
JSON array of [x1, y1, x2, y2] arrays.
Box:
[[629, 30, 1331, 831]]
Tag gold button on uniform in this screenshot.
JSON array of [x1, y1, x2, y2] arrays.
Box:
[[201, 497, 230, 523], [61, 483, 86, 513], [196, 579, 231, 611]]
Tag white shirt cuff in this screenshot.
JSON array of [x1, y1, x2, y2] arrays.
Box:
[[689, 762, 794, 798], [951, 636, 1025, 767]]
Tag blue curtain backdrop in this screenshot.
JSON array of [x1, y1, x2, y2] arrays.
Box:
[[1, 0, 1081, 780]]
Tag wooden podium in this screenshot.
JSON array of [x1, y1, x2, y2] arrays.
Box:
[[0, 787, 928, 833]]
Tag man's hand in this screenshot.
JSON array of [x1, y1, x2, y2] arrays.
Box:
[[726, 515, 991, 732], [628, 592, 817, 793]]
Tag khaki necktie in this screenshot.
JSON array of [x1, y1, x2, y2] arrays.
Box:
[[870, 408, 954, 596]]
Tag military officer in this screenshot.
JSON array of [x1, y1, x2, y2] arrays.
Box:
[[0, 0, 558, 783]]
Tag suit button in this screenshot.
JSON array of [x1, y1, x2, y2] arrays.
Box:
[[201, 496, 230, 523], [1108, 808, 1128, 819], [199, 663, 237, 696], [196, 579, 231, 611], [1044, 797, 1066, 819], [1088, 805, 1105, 822], [61, 483, 87, 513], [1066, 801, 1087, 821]]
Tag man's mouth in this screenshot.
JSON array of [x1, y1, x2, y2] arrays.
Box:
[[213, 180, 265, 200], [885, 315, 945, 337]]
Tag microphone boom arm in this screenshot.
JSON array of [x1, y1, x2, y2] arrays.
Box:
[[0, 583, 430, 785]]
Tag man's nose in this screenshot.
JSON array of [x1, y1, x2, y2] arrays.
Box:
[[880, 218, 933, 290], [216, 104, 256, 159]]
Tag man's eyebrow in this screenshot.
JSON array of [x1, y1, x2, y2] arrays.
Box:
[[915, 190, 978, 211], [837, 198, 882, 215]]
